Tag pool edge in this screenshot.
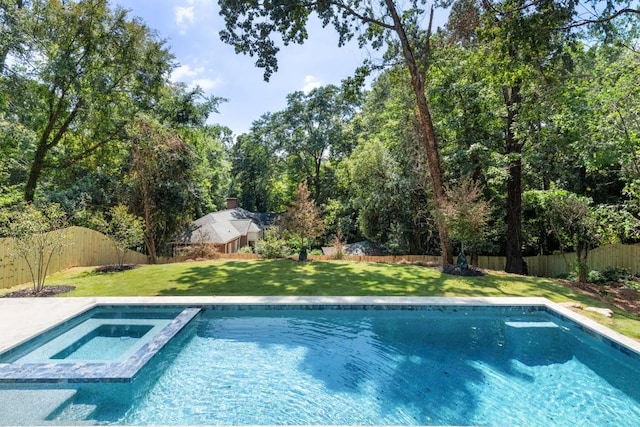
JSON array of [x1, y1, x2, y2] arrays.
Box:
[[3, 295, 638, 356]]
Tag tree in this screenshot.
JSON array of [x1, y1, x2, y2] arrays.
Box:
[[0, 202, 69, 293], [341, 137, 414, 251], [126, 116, 195, 263], [0, 0, 28, 74], [231, 114, 288, 212], [0, 119, 35, 207], [440, 178, 491, 265], [99, 204, 145, 269], [280, 85, 356, 203], [1, 0, 173, 202], [281, 182, 325, 259], [218, 0, 454, 264], [340, 67, 440, 254], [543, 191, 598, 283], [577, 46, 640, 204], [476, 0, 576, 273], [188, 124, 233, 216]]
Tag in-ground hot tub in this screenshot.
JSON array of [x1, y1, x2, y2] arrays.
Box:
[[0, 305, 200, 382]]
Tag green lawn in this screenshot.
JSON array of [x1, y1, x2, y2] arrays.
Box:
[[6, 259, 640, 340]]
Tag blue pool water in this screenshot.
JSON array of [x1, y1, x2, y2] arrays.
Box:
[[52, 324, 154, 361], [1, 305, 640, 426]]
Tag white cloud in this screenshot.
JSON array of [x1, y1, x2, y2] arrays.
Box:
[[171, 65, 205, 82], [191, 77, 223, 91], [170, 65, 223, 93], [302, 75, 322, 93], [175, 6, 194, 34], [174, 0, 215, 34]]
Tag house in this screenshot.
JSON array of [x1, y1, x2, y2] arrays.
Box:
[[175, 198, 277, 254]]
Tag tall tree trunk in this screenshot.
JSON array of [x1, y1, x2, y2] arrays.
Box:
[[24, 97, 82, 202], [503, 85, 525, 274], [314, 155, 322, 204], [133, 142, 158, 264], [385, 0, 453, 265], [140, 173, 158, 264], [24, 142, 47, 202]]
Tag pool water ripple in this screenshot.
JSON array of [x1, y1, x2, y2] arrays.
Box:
[[3, 305, 639, 426], [62, 309, 639, 426]]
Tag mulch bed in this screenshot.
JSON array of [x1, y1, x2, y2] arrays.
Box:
[[94, 264, 139, 273], [1, 285, 76, 298], [439, 264, 486, 277]]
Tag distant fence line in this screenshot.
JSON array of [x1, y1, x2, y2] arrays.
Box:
[[300, 245, 640, 278], [1, 226, 639, 289]]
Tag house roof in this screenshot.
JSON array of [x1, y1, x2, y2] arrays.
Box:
[[230, 219, 261, 235], [180, 208, 274, 245]]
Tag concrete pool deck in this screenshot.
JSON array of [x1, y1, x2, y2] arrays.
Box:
[[2, 296, 640, 357]]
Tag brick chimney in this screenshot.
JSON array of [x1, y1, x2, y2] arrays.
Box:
[[226, 198, 238, 209]]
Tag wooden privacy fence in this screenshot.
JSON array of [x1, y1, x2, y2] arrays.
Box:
[[1, 226, 639, 289], [0, 226, 148, 289], [306, 245, 640, 278], [523, 243, 640, 278], [306, 247, 640, 278]]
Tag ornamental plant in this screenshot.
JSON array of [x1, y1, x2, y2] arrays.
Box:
[[1, 203, 69, 293], [281, 182, 325, 260]]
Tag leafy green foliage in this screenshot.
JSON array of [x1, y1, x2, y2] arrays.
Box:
[[218, 0, 456, 263], [0, 0, 638, 279], [281, 182, 326, 255], [338, 69, 438, 254], [0, 202, 69, 292], [256, 228, 290, 259], [125, 116, 196, 263], [230, 115, 289, 212], [440, 178, 492, 255], [587, 267, 635, 285], [341, 138, 405, 246], [98, 204, 145, 268], [280, 85, 357, 204], [232, 85, 357, 212], [237, 246, 254, 254], [2, 0, 174, 202], [529, 190, 600, 282]]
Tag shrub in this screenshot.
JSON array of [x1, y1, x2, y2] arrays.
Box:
[[237, 246, 254, 254], [180, 243, 220, 260], [440, 178, 491, 257], [601, 267, 634, 283], [587, 270, 603, 284], [1, 202, 70, 293], [256, 228, 290, 259], [100, 205, 145, 268], [588, 267, 635, 284], [331, 232, 347, 260]]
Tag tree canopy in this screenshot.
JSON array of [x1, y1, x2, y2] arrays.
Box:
[[1, 0, 639, 274]]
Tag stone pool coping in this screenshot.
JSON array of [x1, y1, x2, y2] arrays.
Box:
[[2, 296, 639, 358]]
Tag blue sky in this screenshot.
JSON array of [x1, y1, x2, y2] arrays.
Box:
[[112, 0, 370, 135]]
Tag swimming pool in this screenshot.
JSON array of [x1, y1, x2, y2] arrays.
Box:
[[0, 297, 639, 426]]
